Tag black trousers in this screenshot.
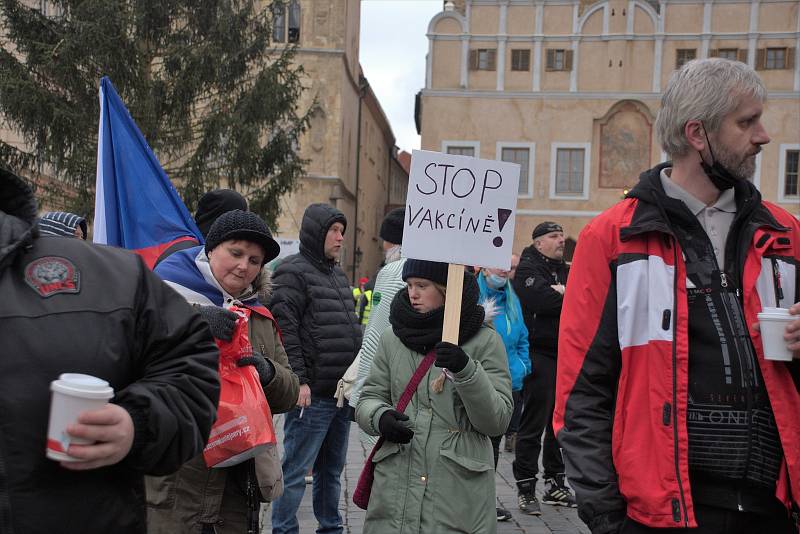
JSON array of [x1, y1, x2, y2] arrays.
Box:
[[512, 352, 563, 483], [620, 504, 796, 533], [490, 391, 522, 469]]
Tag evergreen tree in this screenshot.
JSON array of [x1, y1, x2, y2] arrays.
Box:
[[0, 0, 309, 226]]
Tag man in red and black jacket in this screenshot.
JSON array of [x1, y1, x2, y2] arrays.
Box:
[[555, 58, 800, 534]]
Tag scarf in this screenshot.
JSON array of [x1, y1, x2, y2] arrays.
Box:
[[389, 273, 485, 354], [154, 245, 272, 320]]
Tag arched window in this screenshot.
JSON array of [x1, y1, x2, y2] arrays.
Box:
[[272, 1, 300, 44]]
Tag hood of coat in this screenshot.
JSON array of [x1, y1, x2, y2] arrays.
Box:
[[298, 203, 347, 270], [481, 298, 500, 324], [0, 169, 38, 269], [255, 265, 273, 303]]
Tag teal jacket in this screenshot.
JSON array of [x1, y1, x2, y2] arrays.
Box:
[[477, 273, 531, 391], [356, 326, 512, 534]]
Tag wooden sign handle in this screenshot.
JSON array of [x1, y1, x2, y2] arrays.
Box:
[[442, 264, 464, 344]]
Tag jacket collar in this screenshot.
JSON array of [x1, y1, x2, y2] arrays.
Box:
[[620, 163, 786, 242], [520, 243, 567, 269], [0, 170, 38, 269]]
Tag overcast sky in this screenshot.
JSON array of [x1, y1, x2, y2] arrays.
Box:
[[360, 1, 443, 153]]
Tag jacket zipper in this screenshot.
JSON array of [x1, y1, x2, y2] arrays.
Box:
[[770, 258, 784, 305], [670, 238, 689, 526]]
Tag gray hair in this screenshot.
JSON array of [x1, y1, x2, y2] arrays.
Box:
[[655, 58, 766, 159]]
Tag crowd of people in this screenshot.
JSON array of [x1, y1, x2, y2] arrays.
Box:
[[0, 57, 798, 534]]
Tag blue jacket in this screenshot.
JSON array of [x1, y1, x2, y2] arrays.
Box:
[[478, 273, 531, 391]]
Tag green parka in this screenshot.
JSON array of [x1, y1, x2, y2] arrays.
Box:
[[356, 325, 512, 534]]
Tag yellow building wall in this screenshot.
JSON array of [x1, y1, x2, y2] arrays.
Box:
[[711, 4, 749, 34], [664, 4, 703, 33], [471, 5, 500, 35], [543, 5, 574, 35], [507, 5, 536, 35], [633, 6, 655, 35], [759, 2, 799, 33], [432, 40, 462, 89]]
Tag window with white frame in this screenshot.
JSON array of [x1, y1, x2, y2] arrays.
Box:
[[498, 143, 535, 197], [443, 141, 479, 158], [779, 145, 800, 201], [550, 143, 591, 199]]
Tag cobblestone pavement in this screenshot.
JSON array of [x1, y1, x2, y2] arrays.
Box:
[[262, 418, 590, 534]]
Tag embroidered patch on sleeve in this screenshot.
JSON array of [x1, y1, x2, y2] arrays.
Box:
[[525, 276, 535, 287], [24, 256, 81, 297], [372, 291, 382, 306]]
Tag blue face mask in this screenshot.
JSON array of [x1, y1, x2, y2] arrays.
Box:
[[485, 273, 508, 289]]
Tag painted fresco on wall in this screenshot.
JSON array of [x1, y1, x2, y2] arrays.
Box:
[[599, 101, 652, 189]]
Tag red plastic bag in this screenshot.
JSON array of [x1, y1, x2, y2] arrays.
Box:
[[204, 306, 276, 468]]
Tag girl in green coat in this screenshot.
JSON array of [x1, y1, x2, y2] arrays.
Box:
[[356, 259, 513, 534]]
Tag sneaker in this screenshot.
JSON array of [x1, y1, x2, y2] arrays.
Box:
[[504, 433, 516, 453], [517, 492, 541, 515], [496, 507, 512, 521], [542, 477, 577, 508]]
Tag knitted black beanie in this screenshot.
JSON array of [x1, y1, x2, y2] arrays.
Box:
[[205, 210, 281, 264], [402, 258, 449, 286], [379, 207, 405, 245]]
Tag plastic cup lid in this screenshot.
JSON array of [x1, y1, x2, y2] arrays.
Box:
[[51, 373, 114, 399]]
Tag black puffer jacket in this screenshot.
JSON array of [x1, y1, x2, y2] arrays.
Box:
[[0, 171, 220, 534], [512, 245, 569, 357], [269, 204, 362, 398]]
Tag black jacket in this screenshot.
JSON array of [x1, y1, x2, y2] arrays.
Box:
[[0, 172, 220, 534], [269, 204, 362, 397], [512, 245, 569, 357]]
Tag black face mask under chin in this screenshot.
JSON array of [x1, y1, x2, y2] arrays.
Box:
[[699, 124, 739, 191]]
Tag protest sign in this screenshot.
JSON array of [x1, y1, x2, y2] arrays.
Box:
[[402, 149, 520, 271], [402, 150, 520, 348]]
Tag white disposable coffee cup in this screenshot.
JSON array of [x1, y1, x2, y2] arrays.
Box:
[[757, 307, 795, 362], [46, 373, 114, 462]]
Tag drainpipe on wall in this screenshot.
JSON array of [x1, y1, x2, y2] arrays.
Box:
[[352, 74, 368, 283]]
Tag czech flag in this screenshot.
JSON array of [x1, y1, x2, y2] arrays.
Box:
[[93, 77, 202, 268]]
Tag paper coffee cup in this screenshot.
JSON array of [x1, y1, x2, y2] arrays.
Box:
[[757, 307, 795, 362], [46, 373, 114, 462]]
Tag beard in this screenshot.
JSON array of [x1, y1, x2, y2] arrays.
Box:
[[714, 142, 758, 181]]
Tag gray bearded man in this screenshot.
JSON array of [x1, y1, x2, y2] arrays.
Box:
[[555, 58, 800, 534]]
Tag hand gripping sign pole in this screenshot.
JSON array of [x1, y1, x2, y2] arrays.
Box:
[[403, 149, 520, 392], [429, 263, 466, 392]]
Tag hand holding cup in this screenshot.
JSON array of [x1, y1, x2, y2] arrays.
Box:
[[59, 404, 135, 471]]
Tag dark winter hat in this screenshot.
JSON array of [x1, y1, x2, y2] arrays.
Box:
[[532, 221, 563, 240], [205, 209, 280, 264], [38, 211, 87, 239], [379, 207, 405, 245], [194, 189, 248, 238], [402, 259, 449, 286]]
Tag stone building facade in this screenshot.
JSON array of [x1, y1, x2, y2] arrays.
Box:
[[419, 0, 799, 258], [270, 0, 409, 282]]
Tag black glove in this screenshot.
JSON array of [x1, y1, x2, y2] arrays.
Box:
[[197, 305, 237, 341], [378, 409, 414, 444], [237, 353, 276, 387], [434, 341, 469, 373]]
